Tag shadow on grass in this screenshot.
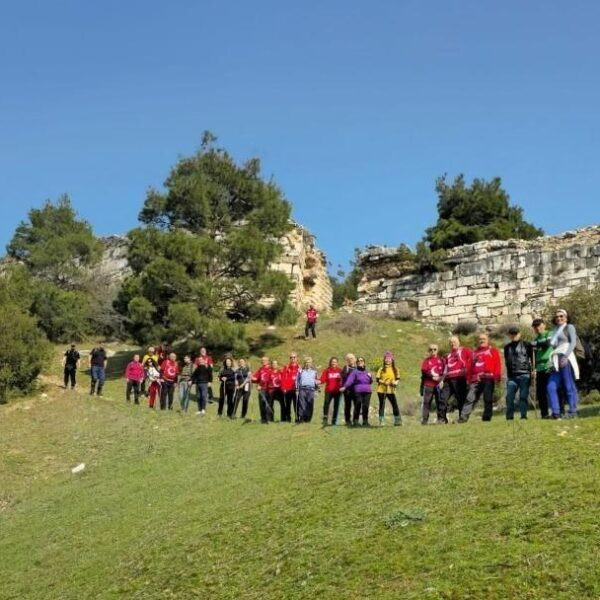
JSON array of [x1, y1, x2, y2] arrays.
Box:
[[248, 332, 285, 356], [575, 404, 600, 419]]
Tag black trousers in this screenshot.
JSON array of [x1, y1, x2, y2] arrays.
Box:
[[353, 392, 371, 425], [64, 366, 77, 388], [323, 391, 341, 423], [304, 321, 316, 338], [421, 387, 446, 424], [219, 385, 236, 417], [258, 389, 272, 423], [160, 380, 176, 410], [237, 389, 251, 418], [535, 371, 550, 417], [270, 389, 285, 421], [461, 380, 495, 421], [283, 390, 297, 422], [440, 377, 467, 416], [343, 390, 356, 425], [126, 380, 141, 404], [377, 392, 400, 418]]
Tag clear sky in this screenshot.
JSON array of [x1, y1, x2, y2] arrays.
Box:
[[1, 0, 599, 273]]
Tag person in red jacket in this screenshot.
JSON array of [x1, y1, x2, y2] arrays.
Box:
[[420, 344, 446, 424], [268, 359, 285, 422], [440, 336, 472, 420], [124, 354, 145, 404], [320, 356, 342, 425], [305, 304, 318, 339], [160, 352, 180, 410], [252, 356, 273, 424], [459, 332, 502, 422], [281, 352, 300, 422]]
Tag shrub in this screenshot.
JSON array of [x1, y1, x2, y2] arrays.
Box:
[[323, 313, 371, 336], [452, 320, 478, 336], [274, 302, 300, 326], [390, 306, 415, 321]]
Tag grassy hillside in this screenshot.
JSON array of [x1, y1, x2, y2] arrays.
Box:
[[2, 315, 600, 599]]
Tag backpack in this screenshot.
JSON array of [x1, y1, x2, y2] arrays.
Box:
[[574, 336, 593, 364]]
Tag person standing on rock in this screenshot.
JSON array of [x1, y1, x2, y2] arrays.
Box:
[[440, 336, 471, 420], [320, 356, 342, 425], [89, 342, 108, 397], [63, 343, 80, 389], [503, 326, 534, 420], [296, 356, 319, 423], [547, 309, 579, 419], [341, 353, 358, 426], [304, 304, 318, 339], [124, 354, 145, 404], [459, 333, 502, 423], [159, 352, 179, 410], [420, 345, 446, 424], [281, 353, 300, 422], [531, 318, 553, 418], [340, 357, 373, 426], [376, 351, 402, 426]]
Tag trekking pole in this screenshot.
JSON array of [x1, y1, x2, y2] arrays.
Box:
[[232, 387, 241, 418]]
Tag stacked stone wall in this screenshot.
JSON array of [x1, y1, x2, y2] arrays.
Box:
[[355, 226, 600, 325]]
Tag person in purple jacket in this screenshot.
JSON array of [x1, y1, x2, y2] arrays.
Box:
[[340, 356, 373, 426]]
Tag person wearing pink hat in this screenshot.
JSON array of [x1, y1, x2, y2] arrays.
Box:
[[375, 352, 402, 426]]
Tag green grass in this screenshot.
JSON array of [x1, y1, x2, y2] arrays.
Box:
[[2, 316, 600, 599]]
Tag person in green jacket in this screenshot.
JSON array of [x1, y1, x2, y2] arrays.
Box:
[[531, 318, 553, 418]]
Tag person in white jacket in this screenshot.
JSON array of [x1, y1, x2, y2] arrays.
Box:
[[547, 309, 579, 419]]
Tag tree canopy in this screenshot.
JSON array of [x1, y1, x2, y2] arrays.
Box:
[[116, 133, 294, 347], [424, 175, 543, 251]]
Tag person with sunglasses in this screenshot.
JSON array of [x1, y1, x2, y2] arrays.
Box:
[[547, 309, 579, 419], [459, 332, 502, 422], [340, 357, 373, 426], [420, 344, 446, 424]]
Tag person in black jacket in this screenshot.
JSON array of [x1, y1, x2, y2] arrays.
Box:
[[218, 357, 237, 418], [62, 344, 80, 389], [234, 359, 252, 419], [191, 357, 213, 414], [504, 326, 534, 420]]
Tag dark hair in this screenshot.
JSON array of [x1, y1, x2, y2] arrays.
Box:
[[328, 356, 338, 367], [381, 354, 399, 379], [223, 357, 233, 368], [532, 318, 544, 327]]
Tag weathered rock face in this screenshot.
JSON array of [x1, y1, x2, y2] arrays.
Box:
[[96, 224, 333, 311], [355, 226, 600, 325]]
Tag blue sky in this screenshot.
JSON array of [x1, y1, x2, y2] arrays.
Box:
[[1, 0, 599, 273]]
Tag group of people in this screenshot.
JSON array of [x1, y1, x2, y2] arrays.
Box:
[[63, 307, 582, 425]]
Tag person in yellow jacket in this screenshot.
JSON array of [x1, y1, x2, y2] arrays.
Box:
[[375, 351, 402, 426]]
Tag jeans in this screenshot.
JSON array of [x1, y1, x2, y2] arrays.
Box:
[[297, 387, 315, 422], [353, 392, 371, 425], [179, 381, 191, 412], [506, 373, 530, 419], [64, 366, 77, 388], [304, 321, 316, 338], [461, 379, 495, 422], [126, 380, 141, 404], [196, 383, 209, 411], [90, 366, 105, 395], [323, 391, 341, 424], [547, 358, 578, 416]]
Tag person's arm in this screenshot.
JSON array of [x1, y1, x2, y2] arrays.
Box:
[[564, 324, 577, 359], [503, 345, 512, 379], [526, 342, 534, 370], [319, 369, 327, 385], [62, 352, 66, 368], [493, 348, 502, 382]]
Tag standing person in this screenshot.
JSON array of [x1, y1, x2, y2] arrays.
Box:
[[191, 356, 213, 414], [459, 333, 502, 423], [296, 357, 319, 423], [281, 353, 300, 422], [145, 358, 161, 409], [234, 358, 252, 419], [124, 354, 145, 404], [178, 355, 194, 413], [196, 347, 215, 402], [340, 357, 373, 426], [252, 356, 273, 424], [89, 342, 108, 397], [547, 308, 579, 419], [375, 352, 402, 426], [531, 318, 553, 419], [160, 352, 179, 410], [62, 344, 80, 389], [504, 326, 534, 420], [141, 346, 159, 397], [157, 342, 170, 366], [341, 354, 358, 427], [420, 345, 446, 425], [218, 358, 237, 418], [320, 357, 342, 425], [269, 360, 285, 422], [304, 304, 318, 339], [440, 336, 472, 419]]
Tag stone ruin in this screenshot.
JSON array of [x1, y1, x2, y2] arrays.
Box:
[[354, 225, 600, 325], [96, 223, 333, 312]]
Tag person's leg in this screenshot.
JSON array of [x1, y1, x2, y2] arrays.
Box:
[[518, 374, 530, 419], [352, 393, 361, 425], [435, 387, 447, 423], [310, 322, 316, 338], [387, 393, 401, 425], [459, 383, 479, 422], [90, 366, 98, 395], [332, 392, 341, 424], [259, 390, 270, 423], [241, 390, 250, 419], [304, 322, 310, 339], [64, 367, 70, 388], [169, 382, 175, 409], [505, 378, 517, 420], [179, 383, 186, 411], [421, 388, 433, 424], [344, 391, 353, 425], [306, 390, 315, 422], [226, 387, 235, 417], [149, 382, 157, 408], [482, 380, 494, 421], [322, 392, 332, 424], [133, 381, 140, 405], [296, 389, 306, 423], [126, 380, 133, 402], [361, 392, 371, 425], [455, 378, 468, 415], [96, 368, 106, 396], [217, 384, 225, 416], [377, 392, 386, 423], [267, 392, 275, 422], [547, 371, 561, 417], [536, 371, 550, 418], [560, 362, 579, 416]]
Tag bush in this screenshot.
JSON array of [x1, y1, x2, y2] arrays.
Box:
[[390, 306, 416, 321], [275, 302, 300, 326], [452, 320, 478, 336], [0, 304, 51, 403], [415, 241, 448, 273], [323, 313, 371, 336]]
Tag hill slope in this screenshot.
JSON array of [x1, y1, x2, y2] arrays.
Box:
[[2, 316, 600, 599]]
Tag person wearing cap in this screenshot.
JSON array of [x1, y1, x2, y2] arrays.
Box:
[[547, 309, 579, 418], [62, 343, 81, 389], [440, 336, 472, 419], [420, 345, 446, 424], [503, 326, 534, 420], [531, 318, 553, 418], [459, 332, 502, 422], [375, 351, 402, 426]]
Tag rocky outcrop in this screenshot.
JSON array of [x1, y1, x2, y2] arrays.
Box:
[[96, 224, 333, 311], [355, 226, 600, 325]]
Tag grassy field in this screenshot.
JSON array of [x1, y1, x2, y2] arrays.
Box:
[[2, 316, 600, 599]]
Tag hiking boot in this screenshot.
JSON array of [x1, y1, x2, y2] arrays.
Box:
[[322, 416, 328, 426], [394, 416, 402, 426], [379, 417, 385, 426]]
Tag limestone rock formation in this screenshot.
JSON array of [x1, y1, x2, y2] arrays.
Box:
[[96, 223, 333, 311], [355, 225, 600, 325]]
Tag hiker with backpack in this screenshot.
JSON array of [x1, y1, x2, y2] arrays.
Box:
[[62, 343, 80, 390], [375, 351, 402, 426], [547, 309, 579, 419], [503, 326, 534, 420], [89, 342, 108, 397]]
